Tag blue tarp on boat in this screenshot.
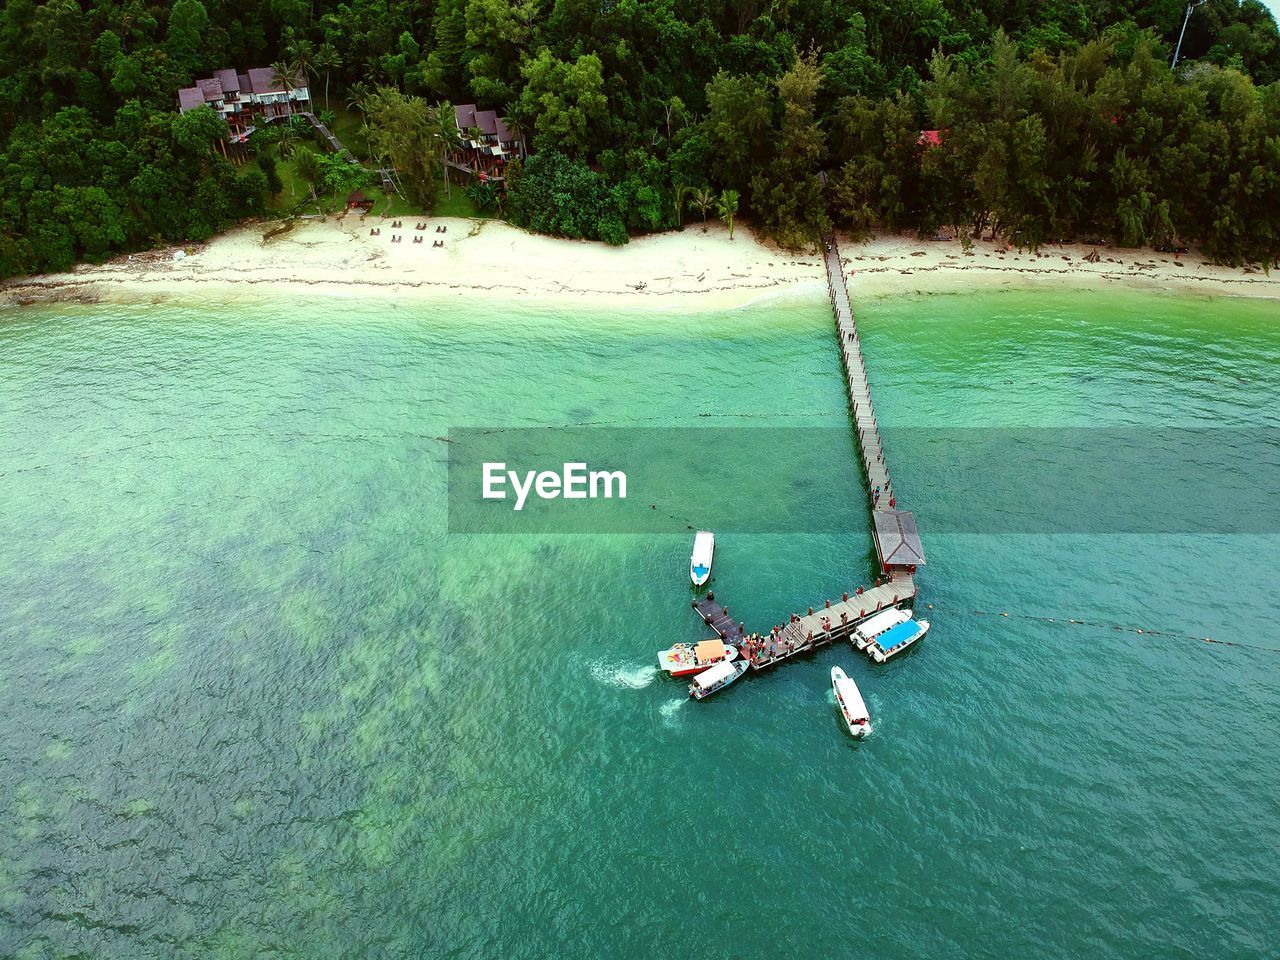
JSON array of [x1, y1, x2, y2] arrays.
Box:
[[875, 620, 920, 652]]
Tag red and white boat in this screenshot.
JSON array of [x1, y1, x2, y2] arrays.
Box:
[[657, 639, 737, 677]]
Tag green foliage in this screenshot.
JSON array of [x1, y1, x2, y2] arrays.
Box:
[[257, 154, 283, 195], [361, 87, 445, 210], [748, 54, 832, 252], [0, 103, 261, 277], [465, 178, 503, 213], [506, 151, 626, 244], [2, 0, 1279, 279], [516, 51, 608, 157], [165, 0, 210, 81], [716, 189, 740, 240], [893, 35, 1280, 263]]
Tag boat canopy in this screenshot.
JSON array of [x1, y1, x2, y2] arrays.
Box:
[[835, 678, 869, 720], [694, 660, 736, 689], [692, 531, 714, 563], [856, 607, 909, 640], [694, 639, 725, 662], [875, 619, 920, 652]]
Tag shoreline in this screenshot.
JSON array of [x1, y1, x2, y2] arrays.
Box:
[[4, 217, 1278, 310]]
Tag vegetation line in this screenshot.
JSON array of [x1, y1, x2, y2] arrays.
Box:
[[1, 1, 1277, 279]]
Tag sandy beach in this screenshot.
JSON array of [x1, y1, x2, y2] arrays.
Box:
[[4, 215, 1278, 308]]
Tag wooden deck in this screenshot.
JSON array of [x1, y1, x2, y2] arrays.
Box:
[[687, 234, 923, 676], [824, 237, 893, 515], [742, 572, 916, 669], [692, 596, 745, 646]]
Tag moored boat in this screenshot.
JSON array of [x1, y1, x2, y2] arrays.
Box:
[[831, 665, 872, 738], [865, 618, 930, 663], [689, 658, 748, 700], [690, 530, 714, 586], [657, 639, 737, 677], [852, 607, 911, 652]]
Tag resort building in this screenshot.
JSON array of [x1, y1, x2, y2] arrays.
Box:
[[449, 104, 522, 182], [176, 69, 311, 144]]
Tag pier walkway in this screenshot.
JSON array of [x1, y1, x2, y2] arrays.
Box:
[[692, 234, 923, 673], [692, 596, 745, 647]]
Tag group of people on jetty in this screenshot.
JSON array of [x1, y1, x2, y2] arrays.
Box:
[[738, 574, 901, 665]]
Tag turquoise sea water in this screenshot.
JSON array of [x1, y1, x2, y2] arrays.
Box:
[[1, 287, 1277, 959]]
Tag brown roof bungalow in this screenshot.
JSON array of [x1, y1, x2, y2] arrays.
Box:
[[176, 68, 310, 142], [449, 103, 521, 181]]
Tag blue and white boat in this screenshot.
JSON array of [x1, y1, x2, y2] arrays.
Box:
[[690, 530, 714, 586], [852, 607, 911, 653], [865, 617, 930, 663]]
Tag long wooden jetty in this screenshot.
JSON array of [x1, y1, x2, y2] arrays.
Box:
[[693, 233, 925, 671]]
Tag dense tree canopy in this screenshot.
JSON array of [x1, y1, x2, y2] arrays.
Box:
[[2, 0, 1279, 278]]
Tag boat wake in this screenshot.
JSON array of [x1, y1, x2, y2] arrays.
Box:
[[660, 698, 686, 726], [589, 659, 658, 690]]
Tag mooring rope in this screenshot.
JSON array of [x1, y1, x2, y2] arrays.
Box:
[[923, 603, 1280, 654]]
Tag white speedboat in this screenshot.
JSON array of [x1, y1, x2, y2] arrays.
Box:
[[689, 658, 748, 700], [657, 639, 737, 677], [831, 665, 871, 738], [690, 530, 714, 586], [852, 607, 911, 652], [866, 619, 930, 663]]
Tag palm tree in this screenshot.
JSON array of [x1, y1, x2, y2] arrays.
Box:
[[716, 189, 740, 240], [464, 125, 486, 173], [314, 43, 342, 112], [434, 101, 462, 198], [287, 38, 316, 98], [270, 121, 301, 160], [294, 147, 324, 211], [690, 187, 714, 223], [672, 182, 689, 227], [270, 60, 299, 118], [466, 180, 503, 215], [346, 80, 372, 115], [501, 108, 528, 159]]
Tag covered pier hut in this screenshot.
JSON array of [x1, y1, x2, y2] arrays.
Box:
[[873, 509, 926, 574]]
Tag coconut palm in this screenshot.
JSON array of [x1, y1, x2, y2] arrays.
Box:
[[286, 38, 315, 95], [346, 80, 373, 115], [273, 120, 301, 159], [501, 109, 527, 159], [314, 43, 342, 111], [690, 187, 714, 223], [270, 60, 298, 118], [716, 189, 740, 239], [672, 182, 689, 226], [294, 147, 324, 211], [466, 180, 504, 215], [434, 101, 462, 197]]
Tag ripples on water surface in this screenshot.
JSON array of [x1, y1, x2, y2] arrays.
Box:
[[0, 289, 1277, 959]]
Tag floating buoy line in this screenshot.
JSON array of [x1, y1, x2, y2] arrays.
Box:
[[924, 602, 1280, 654]]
